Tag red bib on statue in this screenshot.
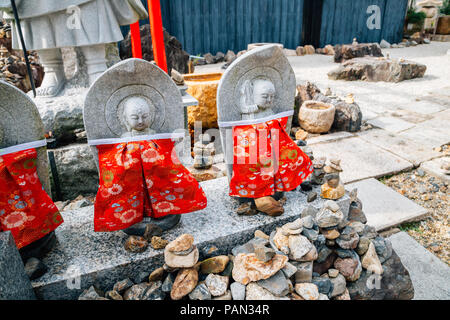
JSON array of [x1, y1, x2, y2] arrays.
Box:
[[229, 116, 313, 198], [0, 149, 63, 249], [94, 139, 207, 232]]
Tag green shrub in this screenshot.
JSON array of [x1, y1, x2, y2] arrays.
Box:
[[407, 7, 427, 24], [441, 0, 450, 15]]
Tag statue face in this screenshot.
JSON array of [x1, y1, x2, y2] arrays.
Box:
[[123, 97, 152, 132], [253, 80, 275, 109]]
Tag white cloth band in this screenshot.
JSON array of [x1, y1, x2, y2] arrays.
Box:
[[88, 133, 185, 146], [0, 139, 47, 156], [218, 110, 294, 128]]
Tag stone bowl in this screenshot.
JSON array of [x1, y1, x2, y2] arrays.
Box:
[[299, 100, 336, 134]]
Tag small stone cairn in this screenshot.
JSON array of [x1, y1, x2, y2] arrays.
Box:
[[193, 134, 215, 170], [321, 158, 346, 200]]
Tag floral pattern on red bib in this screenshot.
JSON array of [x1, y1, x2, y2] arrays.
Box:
[[0, 149, 63, 249], [229, 117, 313, 198], [94, 139, 207, 232]]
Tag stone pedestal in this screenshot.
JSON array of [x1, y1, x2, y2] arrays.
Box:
[[31, 177, 350, 300], [0, 232, 36, 300]]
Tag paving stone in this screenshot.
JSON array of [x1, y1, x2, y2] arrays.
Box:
[[310, 137, 413, 184], [367, 116, 416, 133], [398, 115, 450, 150], [420, 157, 450, 184], [346, 179, 428, 231], [358, 129, 442, 166], [387, 109, 433, 124], [396, 101, 445, 115], [306, 132, 354, 145], [389, 232, 450, 300]]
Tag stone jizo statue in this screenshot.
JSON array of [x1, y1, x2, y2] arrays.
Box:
[[0, 80, 63, 260], [84, 59, 207, 235], [217, 45, 313, 216], [0, 0, 147, 97]]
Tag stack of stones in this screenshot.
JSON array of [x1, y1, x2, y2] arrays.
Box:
[[189, 133, 226, 182], [78, 191, 413, 300], [321, 158, 345, 200], [0, 19, 44, 93], [193, 134, 215, 170]]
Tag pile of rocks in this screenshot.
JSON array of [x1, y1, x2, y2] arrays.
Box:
[[293, 82, 363, 133], [381, 33, 431, 49], [78, 192, 414, 300], [119, 24, 191, 75], [295, 45, 317, 56], [0, 19, 44, 93], [315, 45, 335, 56], [196, 50, 239, 69]]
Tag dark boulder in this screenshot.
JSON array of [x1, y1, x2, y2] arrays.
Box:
[[334, 43, 383, 63], [347, 250, 414, 300], [119, 24, 190, 75]]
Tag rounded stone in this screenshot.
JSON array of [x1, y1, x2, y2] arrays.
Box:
[[200, 256, 230, 274], [170, 268, 198, 300], [124, 236, 148, 253], [232, 253, 288, 285], [294, 283, 320, 300], [164, 246, 199, 269], [166, 234, 195, 253], [205, 274, 229, 297]]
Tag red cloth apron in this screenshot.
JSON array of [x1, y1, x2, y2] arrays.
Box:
[[0, 149, 63, 249], [94, 139, 207, 232], [229, 116, 313, 198]]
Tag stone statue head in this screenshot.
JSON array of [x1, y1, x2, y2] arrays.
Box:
[[240, 78, 276, 112], [121, 95, 152, 133]]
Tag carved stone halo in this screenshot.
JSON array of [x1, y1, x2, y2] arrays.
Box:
[[0, 107, 16, 146], [0, 81, 45, 147], [105, 85, 165, 136], [84, 59, 184, 142]]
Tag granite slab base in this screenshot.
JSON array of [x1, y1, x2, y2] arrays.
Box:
[[32, 177, 350, 300], [0, 232, 36, 300]]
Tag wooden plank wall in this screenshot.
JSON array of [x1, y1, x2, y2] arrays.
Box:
[[319, 0, 408, 47]]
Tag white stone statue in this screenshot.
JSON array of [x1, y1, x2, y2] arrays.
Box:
[[0, 0, 147, 97], [240, 78, 276, 120], [121, 96, 157, 138]]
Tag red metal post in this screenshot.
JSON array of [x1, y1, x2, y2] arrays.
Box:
[[130, 21, 143, 59], [147, 0, 168, 72]]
